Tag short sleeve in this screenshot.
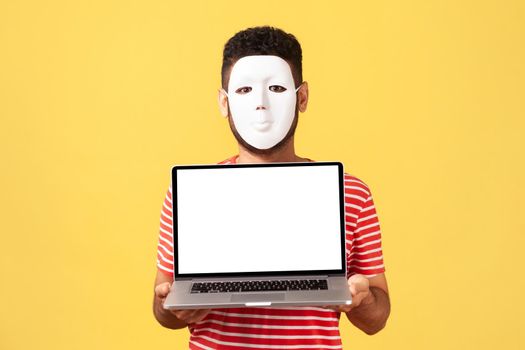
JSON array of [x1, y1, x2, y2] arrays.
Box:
[[344, 175, 386, 278], [156, 186, 175, 278]]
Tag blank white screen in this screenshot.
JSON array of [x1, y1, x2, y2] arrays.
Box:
[[176, 165, 342, 274]]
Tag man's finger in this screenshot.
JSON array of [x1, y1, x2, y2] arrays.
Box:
[[322, 305, 338, 311], [172, 309, 193, 321], [162, 283, 170, 295], [187, 309, 211, 324], [350, 284, 368, 296], [185, 309, 208, 324], [355, 281, 369, 293], [322, 305, 353, 313], [348, 278, 369, 296], [154, 282, 171, 298]]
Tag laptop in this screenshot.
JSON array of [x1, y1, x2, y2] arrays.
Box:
[[163, 161, 352, 309]]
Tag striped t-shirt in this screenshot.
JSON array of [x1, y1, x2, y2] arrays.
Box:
[[156, 155, 386, 349]]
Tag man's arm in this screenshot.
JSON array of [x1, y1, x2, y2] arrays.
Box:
[[153, 270, 212, 329], [345, 273, 391, 335], [152, 270, 188, 329]]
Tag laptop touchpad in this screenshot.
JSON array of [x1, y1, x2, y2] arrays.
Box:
[[231, 293, 286, 302]]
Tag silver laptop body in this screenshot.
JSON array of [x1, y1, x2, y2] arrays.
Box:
[[163, 162, 352, 310]]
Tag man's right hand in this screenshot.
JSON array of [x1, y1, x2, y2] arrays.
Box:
[[154, 281, 211, 325]]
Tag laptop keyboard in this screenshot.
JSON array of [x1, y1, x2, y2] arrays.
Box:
[[190, 279, 328, 293]]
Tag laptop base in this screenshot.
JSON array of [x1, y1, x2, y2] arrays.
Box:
[[164, 276, 352, 310]]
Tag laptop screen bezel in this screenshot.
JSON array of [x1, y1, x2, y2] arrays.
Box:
[[171, 161, 347, 279]]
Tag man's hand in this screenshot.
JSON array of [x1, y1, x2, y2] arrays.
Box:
[[323, 274, 375, 313], [154, 281, 211, 326], [324, 273, 390, 335]]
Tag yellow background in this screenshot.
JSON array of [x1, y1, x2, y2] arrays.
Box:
[[1, 0, 524, 349]]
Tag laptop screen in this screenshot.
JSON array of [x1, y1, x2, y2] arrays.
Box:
[[172, 162, 345, 278]]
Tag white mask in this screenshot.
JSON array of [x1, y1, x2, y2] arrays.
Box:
[[224, 55, 301, 150]]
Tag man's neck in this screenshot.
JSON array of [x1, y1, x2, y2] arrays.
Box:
[[236, 137, 308, 164]]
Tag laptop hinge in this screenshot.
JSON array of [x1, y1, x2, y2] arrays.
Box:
[[176, 274, 344, 282]]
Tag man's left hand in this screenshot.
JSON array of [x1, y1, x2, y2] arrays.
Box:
[[323, 274, 375, 313]]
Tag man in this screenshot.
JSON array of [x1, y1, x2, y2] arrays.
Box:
[[153, 26, 391, 349]]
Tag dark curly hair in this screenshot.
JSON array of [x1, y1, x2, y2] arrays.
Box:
[[221, 26, 303, 90]]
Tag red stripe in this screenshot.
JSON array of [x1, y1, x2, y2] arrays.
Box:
[[161, 207, 172, 219], [192, 321, 341, 336], [157, 253, 173, 270], [159, 221, 173, 233], [351, 250, 383, 259], [357, 216, 378, 227], [190, 330, 343, 347], [359, 206, 376, 217], [354, 232, 381, 245], [345, 224, 356, 233], [191, 308, 338, 319], [350, 267, 385, 276], [201, 314, 339, 327], [345, 212, 359, 221], [350, 259, 384, 268], [352, 241, 382, 251], [157, 238, 173, 254], [189, 335, 219, 349]]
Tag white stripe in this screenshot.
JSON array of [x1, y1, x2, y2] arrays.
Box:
[[193, 335, 342, 349], [349, 264, 384, 270], [190, 340, 213, 350], [355, 222, 379, 233], [160, 217, 172, 229], [344, 203, 361, 210], [209, 311, 338, 322], [196, 319, 339, 330], [349, 248, 382, 256], [346, 221, 356, 227], [157, 250, 173, 264], [345, 212, 358, 219], [193, 327, 341, 340], [165, 193, 172, 204], [343, 178, 368, 189], [160, 211, 172, 223], [266, 306, 336, 313], [158, 243, 173, 256], [159, 226, 173, 237], [360, 204, 375, 213], [158, 234, 173, 248], [354, 230, 381, 241], [344, 193, 367, 202], [343, 185, 370, 196], [357, 213, 377, 223], [162, 201, 172, 214], [157, 261, 172, 273], [353, 239, 381, 249]]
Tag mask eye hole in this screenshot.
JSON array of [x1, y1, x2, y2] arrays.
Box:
[[269, 85, 287, 93], [235, 87, 252, 94]]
